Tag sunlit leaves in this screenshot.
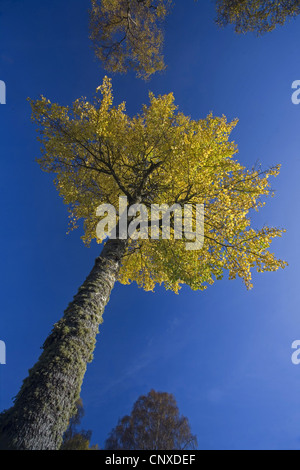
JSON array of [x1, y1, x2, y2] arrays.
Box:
[[29, 77, 286, 294]]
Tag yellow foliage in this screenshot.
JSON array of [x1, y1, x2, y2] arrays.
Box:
[[215, 0, 300, 35], [89, 0, 172, 79], [29, 77, 287, 293]]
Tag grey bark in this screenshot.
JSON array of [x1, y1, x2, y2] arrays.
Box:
[[0, 238, 128, 450]]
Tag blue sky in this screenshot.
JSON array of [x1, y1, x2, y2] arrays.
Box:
[[1, 0, 300, 450]]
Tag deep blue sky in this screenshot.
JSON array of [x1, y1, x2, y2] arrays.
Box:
[[1, 0, 300, 450]]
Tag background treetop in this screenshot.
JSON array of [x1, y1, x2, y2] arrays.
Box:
[[90, 0, 173, 79], [215, 0, 300, 35], [105, 389, 198, 450], [90, 0, 300, 79]]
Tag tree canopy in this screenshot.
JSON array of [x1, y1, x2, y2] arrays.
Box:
[[215, 0, 300, 35], [105, 389, 197, 450], [90, 0, 172, 79], [90, 0, 300, 79], [30, 77, 286, 294], [0, 0, 291, 452]]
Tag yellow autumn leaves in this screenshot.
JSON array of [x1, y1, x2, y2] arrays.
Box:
[[29, 77, 287, 293], [90, 0, 172, 79]]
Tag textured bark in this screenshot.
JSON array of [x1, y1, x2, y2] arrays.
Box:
[[0, 238, 128, 450]]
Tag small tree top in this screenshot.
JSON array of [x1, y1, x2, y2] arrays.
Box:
[[215, 0, 300, 35], [105, 389, 198, 450]]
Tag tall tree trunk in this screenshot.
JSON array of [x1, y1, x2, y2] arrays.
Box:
[[0, 238, 128, 450]]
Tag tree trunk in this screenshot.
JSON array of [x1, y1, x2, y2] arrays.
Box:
[[0, 238, 128, 450]]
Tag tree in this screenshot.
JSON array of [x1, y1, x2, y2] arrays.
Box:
[[89, 0, 172, 80], [215, 0, 300, 35], [0, 77, 286, 450], [60, 399, 99, 450], [89, 0, 300, 81], [105, 389, 197, 450]]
